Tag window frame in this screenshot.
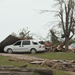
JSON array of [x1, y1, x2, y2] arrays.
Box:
[[22, 41, 30, 45], [14, 41, 21, 46]]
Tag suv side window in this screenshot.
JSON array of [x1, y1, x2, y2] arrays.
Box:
[[32, 41, 38, 45], [14, 41, 21, 46], [23, 41, 30, 45]]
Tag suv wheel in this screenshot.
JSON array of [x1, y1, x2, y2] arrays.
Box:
[[7, 49, 12, 54], [30, 49, 36, 54]]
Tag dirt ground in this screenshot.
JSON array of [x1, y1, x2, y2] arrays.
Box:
[[0, 53, 44, 61], [0, 71, 31, 75]]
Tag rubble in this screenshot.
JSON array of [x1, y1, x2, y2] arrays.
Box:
[[9, 58, 75, 72], [45, 43, 65, 52], [0, 35, 21, 52], [44, 60, 75, 72]]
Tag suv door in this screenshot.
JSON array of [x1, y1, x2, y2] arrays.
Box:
[[13, 40, 23, 52], [22, 40, 31, 52]]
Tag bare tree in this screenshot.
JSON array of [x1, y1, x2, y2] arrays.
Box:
[[55, 0, 75, 51]]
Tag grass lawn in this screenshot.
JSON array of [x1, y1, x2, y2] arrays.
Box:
[[29, 52, 75, 60], [0, 56, 27, 67], [54, 69, 72, 75]]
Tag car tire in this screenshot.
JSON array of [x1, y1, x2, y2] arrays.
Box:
[[30, 49, 36, 54], [7, 49, 13, 54]]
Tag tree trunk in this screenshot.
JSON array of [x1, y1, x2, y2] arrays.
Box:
[[65, 37, 69, 52]]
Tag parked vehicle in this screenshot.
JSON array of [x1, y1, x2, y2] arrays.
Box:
[[4, 40, 45, 54], [69, 43, 75, 52]]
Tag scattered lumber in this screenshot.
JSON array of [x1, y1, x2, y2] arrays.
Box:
[[30, 60, 46, 65]]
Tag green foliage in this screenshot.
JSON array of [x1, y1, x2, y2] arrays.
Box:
[[11, 28, 33, 39], [68, 39, 75, 45], [19, 28, 33, 39], [49, 29, 60, 44]]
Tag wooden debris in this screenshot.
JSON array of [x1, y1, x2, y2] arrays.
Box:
[[69, 60, 75, 64], [30, 60, 45, 65]]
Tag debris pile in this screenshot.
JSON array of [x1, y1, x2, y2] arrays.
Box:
[[44, 41, 65, 52], [8, 55, 75, 72], [0, 35, 21, 52], [44, 60, 75, 72]]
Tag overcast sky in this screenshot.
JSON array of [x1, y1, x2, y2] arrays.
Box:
[[0, 0, 56, 41]]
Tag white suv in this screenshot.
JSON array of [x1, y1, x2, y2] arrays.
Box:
[[4, 40, 45, 54]]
